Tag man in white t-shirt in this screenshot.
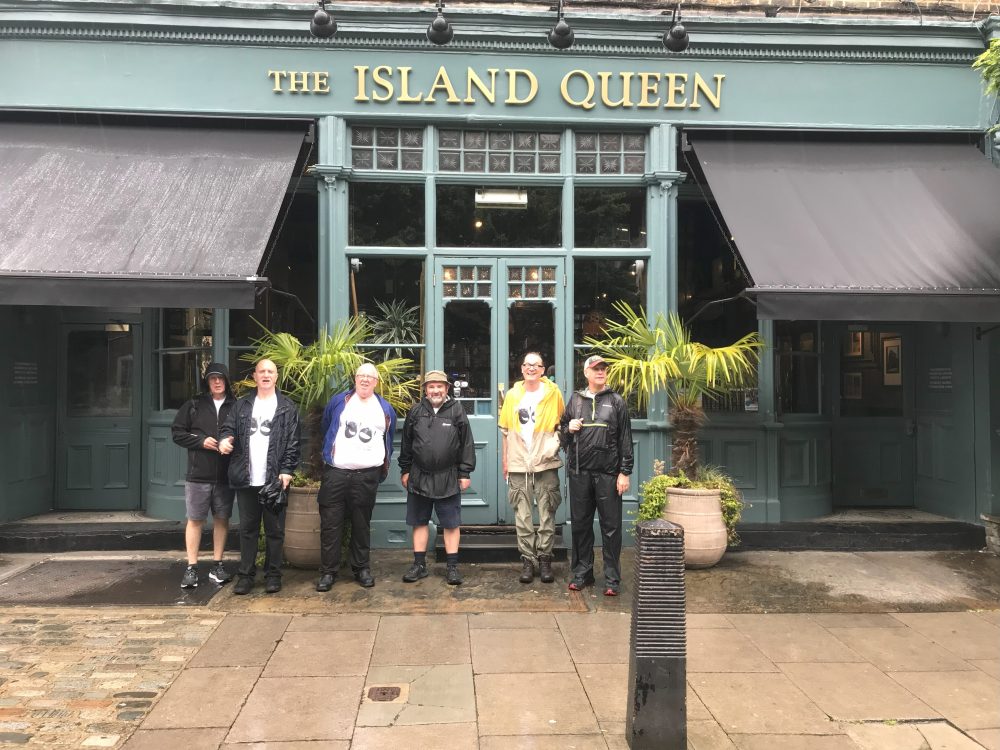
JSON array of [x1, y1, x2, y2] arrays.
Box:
[[219, 358, 301, 596], [314, 363, 397, 591]]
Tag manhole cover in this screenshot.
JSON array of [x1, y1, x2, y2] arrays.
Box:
[[367, 686, 402, 702], [0, 560, 222, 606]]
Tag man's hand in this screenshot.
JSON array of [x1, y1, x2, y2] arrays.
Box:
[[279, 473, 293, 489], [203, 436, 219, 451], [401, 473, 409, 489], [459, 477, 471, 491], [568, 418, 583, 433], [218, 437, 234, 455], [616, 473, 630, 496]]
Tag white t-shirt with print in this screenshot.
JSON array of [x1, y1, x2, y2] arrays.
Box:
[[516, 387, 545, 450], [333, 395, 387, 470], [249, 394, 278, 487]]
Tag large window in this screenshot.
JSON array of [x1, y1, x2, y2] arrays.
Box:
[[436, 185, 561, 248], [349, 183, 425, 247], [154, 309, 213, 411], [574, 187, 646, 248], [349, 256, 425, 377], [776, 321, 821, 415]]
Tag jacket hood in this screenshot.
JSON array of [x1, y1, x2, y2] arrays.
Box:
[[202, 362, 234, 398]]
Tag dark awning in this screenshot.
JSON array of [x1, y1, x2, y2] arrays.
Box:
[[0, 122, 305, 309], [689, 137, 1000, 322]]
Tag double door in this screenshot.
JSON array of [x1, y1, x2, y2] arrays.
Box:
[[434, 257, 568, 525]]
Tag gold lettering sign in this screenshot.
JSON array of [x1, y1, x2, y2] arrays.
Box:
[[267, 66, 725, 110]]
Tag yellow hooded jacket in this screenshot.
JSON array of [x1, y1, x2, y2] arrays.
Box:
[[498, 378, 565, 473]]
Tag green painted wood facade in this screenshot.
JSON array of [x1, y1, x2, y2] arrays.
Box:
[[2, 2, 999, 536]]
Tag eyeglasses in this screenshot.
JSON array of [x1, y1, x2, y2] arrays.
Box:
[[522, 362, 544, 370], [355, 375, 377, 381]]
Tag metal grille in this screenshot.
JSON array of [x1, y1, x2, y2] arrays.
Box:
[[630, 519, 686, 658]]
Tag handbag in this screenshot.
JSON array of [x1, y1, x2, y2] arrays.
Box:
[[258, 480, 288, 512]]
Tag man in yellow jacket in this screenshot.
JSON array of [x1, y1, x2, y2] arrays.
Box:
[[498, 351, 565, 584]]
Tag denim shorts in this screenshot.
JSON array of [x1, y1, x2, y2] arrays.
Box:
[[406, 491, 462, 529], [185, 481, 235, 521]]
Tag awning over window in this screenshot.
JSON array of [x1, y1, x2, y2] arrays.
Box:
[[689, 137, 1000, 322], [0, 122, 305, 309]]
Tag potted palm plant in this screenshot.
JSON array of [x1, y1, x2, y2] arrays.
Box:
[[241, 317, 419, 567], [584, 301, 763, 568]]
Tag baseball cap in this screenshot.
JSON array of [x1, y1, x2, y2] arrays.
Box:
[[583, 355, 607, 370]]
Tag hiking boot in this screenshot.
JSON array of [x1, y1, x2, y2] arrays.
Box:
[[264, 578, 282, 594], [402, 563, 429, 583], [446, 564, 463, 586], [233, 576, 254, 595], [208, 562, 232, 585], [518, 557, 535, 584], [354, 568, 375, 588], [538, 554, 554, 584], [568, 574, 595, 592], [180, 565, 198, 589]]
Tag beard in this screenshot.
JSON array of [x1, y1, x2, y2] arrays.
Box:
[[427, 393, 446, 407]]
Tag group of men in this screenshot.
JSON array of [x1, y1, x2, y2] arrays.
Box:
[[171, 351, 633, 596]]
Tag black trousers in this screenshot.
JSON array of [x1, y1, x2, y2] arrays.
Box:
[[317, 465, 381, 575], [568, 471, 623, 585], [235, 487, 286, 580]]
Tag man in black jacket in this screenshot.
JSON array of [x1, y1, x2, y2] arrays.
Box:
[[171, 362, 237, 589], [398, 370, 476, 585], [559, 355, 633, 596], [219, 358, 301, 595]]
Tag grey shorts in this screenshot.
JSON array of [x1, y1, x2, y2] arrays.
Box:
[[184, 482, 235, 521]]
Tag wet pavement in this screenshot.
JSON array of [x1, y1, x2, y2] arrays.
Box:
[[0, 548, 996, 748]]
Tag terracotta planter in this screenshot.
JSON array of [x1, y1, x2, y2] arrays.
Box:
[[662, 486, 728, 569], [284, 485, 321, 569]]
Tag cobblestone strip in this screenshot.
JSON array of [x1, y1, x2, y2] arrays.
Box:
[[0, 608, 222, 749]]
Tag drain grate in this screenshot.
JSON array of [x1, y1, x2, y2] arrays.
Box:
[[367, 686, 401, 702]]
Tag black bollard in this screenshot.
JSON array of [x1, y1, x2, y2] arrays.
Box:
[[626, 519, 686, 749]]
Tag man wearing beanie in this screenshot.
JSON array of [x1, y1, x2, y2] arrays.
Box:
[[398, 370, 476, 585], [170, 362, 237, 589]]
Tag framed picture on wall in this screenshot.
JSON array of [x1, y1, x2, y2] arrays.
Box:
[[843, 371, 863, 400], [883, 336, 901, 386], [843, 331, 864, 357]]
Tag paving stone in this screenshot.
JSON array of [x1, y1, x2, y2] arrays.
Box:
[[689, 614, 735, 629], [808, 614, 907, 629], [352, 722, 478, 749], [826, 627, 976, 672], [556, 613, 631, 664], [729, 734, 858, 749], [141, 666, 262, 729], [845, 722, 963, 750], [187, 615, 290, 667], [469, 613, 558, 630], [687, 719, 738, 749], [357, 664, 475, 727], [690, 673, 838, 735], [688, 628, 778, 673], [223, 742, 348, 749], [286, 614, 379, 631], [479, 734, 609, 749], [476, 672, 599, 736], [122, 727, 228, 749], [263, 630, 375, 677], [918, 722, 989, 749], [969, 728, 1000, 750], [471, 627, 574, 674], [226, 676, 363, 743], [371, 615, 470, 666], [578, 663, 627, 723], [891, 612, 1000, 660], [726, 614, 864, 663], [890, 670, 1000, 730]]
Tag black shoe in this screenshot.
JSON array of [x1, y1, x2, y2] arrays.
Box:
[[568, 575, 595, 592], [519, 558, 535, 584], [233, 576, 253, 595], [264, 578, 282, 594], [446, 564, 463, 586], [354, 568, 375, 588], [208, 562, 232, 585], [538, 554, 554, 584], [180, 565, 198, 589], [402, 563, 429, 583], [315, 574, 335, 592]]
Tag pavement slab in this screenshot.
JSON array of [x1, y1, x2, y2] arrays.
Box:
[[358, 663, 475, 726], [555, 612, 631, 664], [687, 719, 738, 749], [824, 626, 976, 672], [725, 614, 864, 663], [889, 670, 1000, 730], [890, 612, 1000, 660], [468, 613, 558, 629], [223, 740, 350, 749], [729, 734, 859, 749], [975, 610, 1000, 627], [262, 629, 374, 677], [479, 734, 608, 749], [578, 663, 627, 723], [370, 615, 470, 666], [471, 627, 575, 674], [140, 666, 262, 729], [972, 659, 1000, 679], [969, 728, 1000, 750], [688, 628, 778, 673], [285, 613, 379, 631], [187, 615, 290, 668], [121, 727, 228, 749], [475, 672, 600, 736], [352, 722, 479, 749]]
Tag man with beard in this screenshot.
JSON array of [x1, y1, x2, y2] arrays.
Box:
[[559, 355, 633, 596], [398, 370, 476, 585]]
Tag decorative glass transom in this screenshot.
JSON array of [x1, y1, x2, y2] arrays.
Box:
[[508, 265, 558, 299], [441, 265, 493, 299], [438, 130, 561, 174], [575, 132, 646, 175], [352, 127, 424, 171]]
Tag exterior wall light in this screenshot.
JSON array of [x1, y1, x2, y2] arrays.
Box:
[[663, 3, 690, 52], [309, 0, 337, 38], [427, 0, 455, 45], [547, 0, 574, 50]]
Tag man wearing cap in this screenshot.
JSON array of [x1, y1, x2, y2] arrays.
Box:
[[314, 362, 397, 591], [559, 355, 633, 596], [398, 370, 476, 585], [171, 362, 237, 589], [498, 351, 565, 585]]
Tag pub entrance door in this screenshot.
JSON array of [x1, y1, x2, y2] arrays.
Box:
[[434, 257, 567, 525]]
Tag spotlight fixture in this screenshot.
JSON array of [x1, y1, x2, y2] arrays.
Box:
[[309, 0, 337, 38], [662, 3, 689, 53], [426, 0, 454, 45], [547, 0, 574, 50]]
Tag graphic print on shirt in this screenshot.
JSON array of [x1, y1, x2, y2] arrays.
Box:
[[250, 417, 273, 436], [333, 396, 387, 470]]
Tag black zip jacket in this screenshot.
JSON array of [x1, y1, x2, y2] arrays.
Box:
[[558, 388, 634, 476], [170, 365, 236, 483], [220, 391, 301, 489], [398, 396, 476, 499]]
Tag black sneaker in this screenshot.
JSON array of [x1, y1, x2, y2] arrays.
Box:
[[180, 565, 198, 589], [208, 562, 232, 585], [233, 576, 254, 595], [264, 578, 282, 594], [446, 565, 463, 586], [402, 563, 429, 583], [354, 568, 375, 588]]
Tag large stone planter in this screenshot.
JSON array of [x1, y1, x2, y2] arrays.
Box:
[[983, 514, 1000, 556], [662, 486, 728, 569], [284, 485, 321, 569]]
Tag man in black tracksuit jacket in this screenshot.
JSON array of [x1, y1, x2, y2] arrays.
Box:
[[398, 370, 476, 586], [558, 355, 633, 596], [171, 362, 237, 589]]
